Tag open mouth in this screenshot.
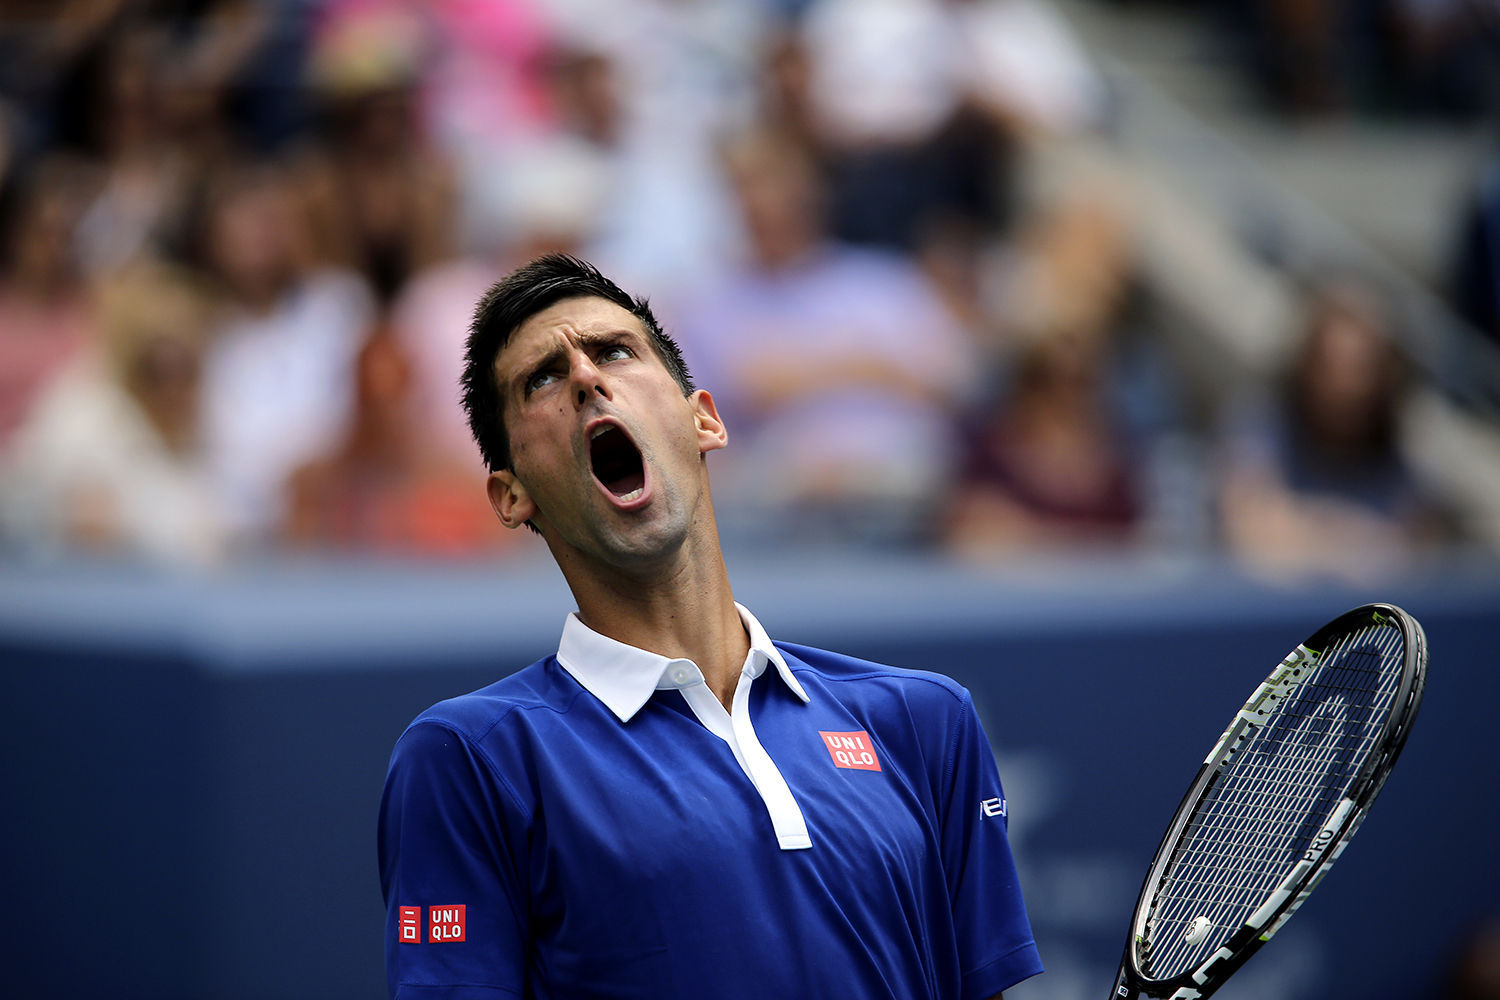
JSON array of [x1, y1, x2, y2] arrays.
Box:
[[589, 424, 646, 502]]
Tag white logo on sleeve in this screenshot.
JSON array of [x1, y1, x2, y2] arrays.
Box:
[[980, 796, 1007, 819]]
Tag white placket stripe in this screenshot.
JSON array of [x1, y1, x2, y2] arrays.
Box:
[[671, 657, 812, 852], [677, 684, 748, 770], [729, 671, 812, 851]]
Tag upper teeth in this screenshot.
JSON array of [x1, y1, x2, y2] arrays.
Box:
[[591, 426, 611, 440]]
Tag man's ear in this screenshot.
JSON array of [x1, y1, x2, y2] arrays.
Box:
[[487, 469, 537, 529], [690, 389, 728, 454]]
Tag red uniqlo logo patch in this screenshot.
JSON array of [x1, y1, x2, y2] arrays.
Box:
[[429, 905, 466, 943], [398, 907, 421, 944], [819, 730, 882, 771]]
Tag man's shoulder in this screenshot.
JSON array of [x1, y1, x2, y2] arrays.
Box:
[[405, 656, 581, 743], [774, 641, 970, 708]]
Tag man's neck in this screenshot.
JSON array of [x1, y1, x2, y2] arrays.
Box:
[[562, 538, 749, 712]]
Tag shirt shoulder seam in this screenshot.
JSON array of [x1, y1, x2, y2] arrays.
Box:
[[778, 645, 969, 707], [414, 660, 590, 743], [402, 683, 586, 818]]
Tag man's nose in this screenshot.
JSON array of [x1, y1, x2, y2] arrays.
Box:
[[569, 353, 611, 409]]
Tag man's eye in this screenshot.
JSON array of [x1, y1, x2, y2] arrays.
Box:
[[599, 344, 633, 363], [525, 371, 559, 394]]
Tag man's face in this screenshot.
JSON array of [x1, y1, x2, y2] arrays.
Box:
[[486, 296, 726, 572]]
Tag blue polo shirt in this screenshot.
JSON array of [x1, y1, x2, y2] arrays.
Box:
[[379, 605, 1041, 999]]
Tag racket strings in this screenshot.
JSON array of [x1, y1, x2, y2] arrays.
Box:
[[1142, 706, 1352, 975], [1146, 679, 1373, 971], [1154, 628, 1394, 946], [1153, 695, 1351, 950], [1138, 622, 1405, 980]]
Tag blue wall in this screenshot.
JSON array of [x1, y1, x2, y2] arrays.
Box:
[[3, 555, 1496, 1000]]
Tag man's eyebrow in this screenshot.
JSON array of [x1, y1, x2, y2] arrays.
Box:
[[504, 328, 643, 394], [509, 344, 566, 392], [578, 327, 641, 348]]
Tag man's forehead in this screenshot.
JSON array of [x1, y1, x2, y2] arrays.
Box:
[[517, 295, 645, 343]]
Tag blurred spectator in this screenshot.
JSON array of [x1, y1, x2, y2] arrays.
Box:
[[545, 0, 768, 144], [62, 20, 196, 277], [984, 194, 1138, 361], [675, 128, 976, 546], [1218, 0, 1498, 119], [182, 160, 375, 549], [282, 325, 509, 558], [38, 1, 276, 158], [1, 262, 225, 565], [796, 0, 1103, 250], [1217, 278, 1449, 580], [298, 5, 458, 302], [757, 25, 821, 160], [148, 0, 282, 152], [389, 255, 502, 470], [310, 0, 554, 156], [0, 0, 130, 154], [310, 0, 563, 266], [471, 37, 731, 292], [521, 0, 768, 291], [13, 1, 307, 279], [944, 196, 1173, 556], [946, 326, 1145, 554], [0, 157, 94, 449]]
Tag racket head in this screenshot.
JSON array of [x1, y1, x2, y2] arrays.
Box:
[[1111, 603, 1428, 1000]]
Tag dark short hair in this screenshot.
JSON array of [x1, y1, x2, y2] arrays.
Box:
[[460, 253, 694, 472]]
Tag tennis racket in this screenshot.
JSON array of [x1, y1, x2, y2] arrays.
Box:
[[1109, 602, 1428, 1000]]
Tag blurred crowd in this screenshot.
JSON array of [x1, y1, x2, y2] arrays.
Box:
[[1099, 0, 1500, 122], [0, 0, 1496, 578]]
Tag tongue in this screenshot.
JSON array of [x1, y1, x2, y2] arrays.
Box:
[[602, 465, 644, 498]]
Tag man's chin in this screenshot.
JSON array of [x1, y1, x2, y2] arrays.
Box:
[[547, 502, 694, 574], [598, 520, 694, 572]]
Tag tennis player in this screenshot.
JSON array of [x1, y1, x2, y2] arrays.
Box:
[[378, 254, 1042, 999]]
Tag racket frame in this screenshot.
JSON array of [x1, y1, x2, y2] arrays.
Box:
[[1109, 603, 1428, 1000]]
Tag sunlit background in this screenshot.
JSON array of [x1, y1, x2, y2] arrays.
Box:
[[2, 1, 1498, 998]]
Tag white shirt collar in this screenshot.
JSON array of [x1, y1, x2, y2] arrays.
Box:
[[555, 603, 810, 722]]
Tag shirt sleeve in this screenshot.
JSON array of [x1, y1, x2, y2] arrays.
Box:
[[378, 720, 531, 999], [940, 692, 1044, 1000]]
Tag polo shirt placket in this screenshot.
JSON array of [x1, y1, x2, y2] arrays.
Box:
[[556, 603, 813, 851]]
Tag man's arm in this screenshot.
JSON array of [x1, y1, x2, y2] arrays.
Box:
[[939, 691, 1044, 1000], [379, 721, 531, 999]]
